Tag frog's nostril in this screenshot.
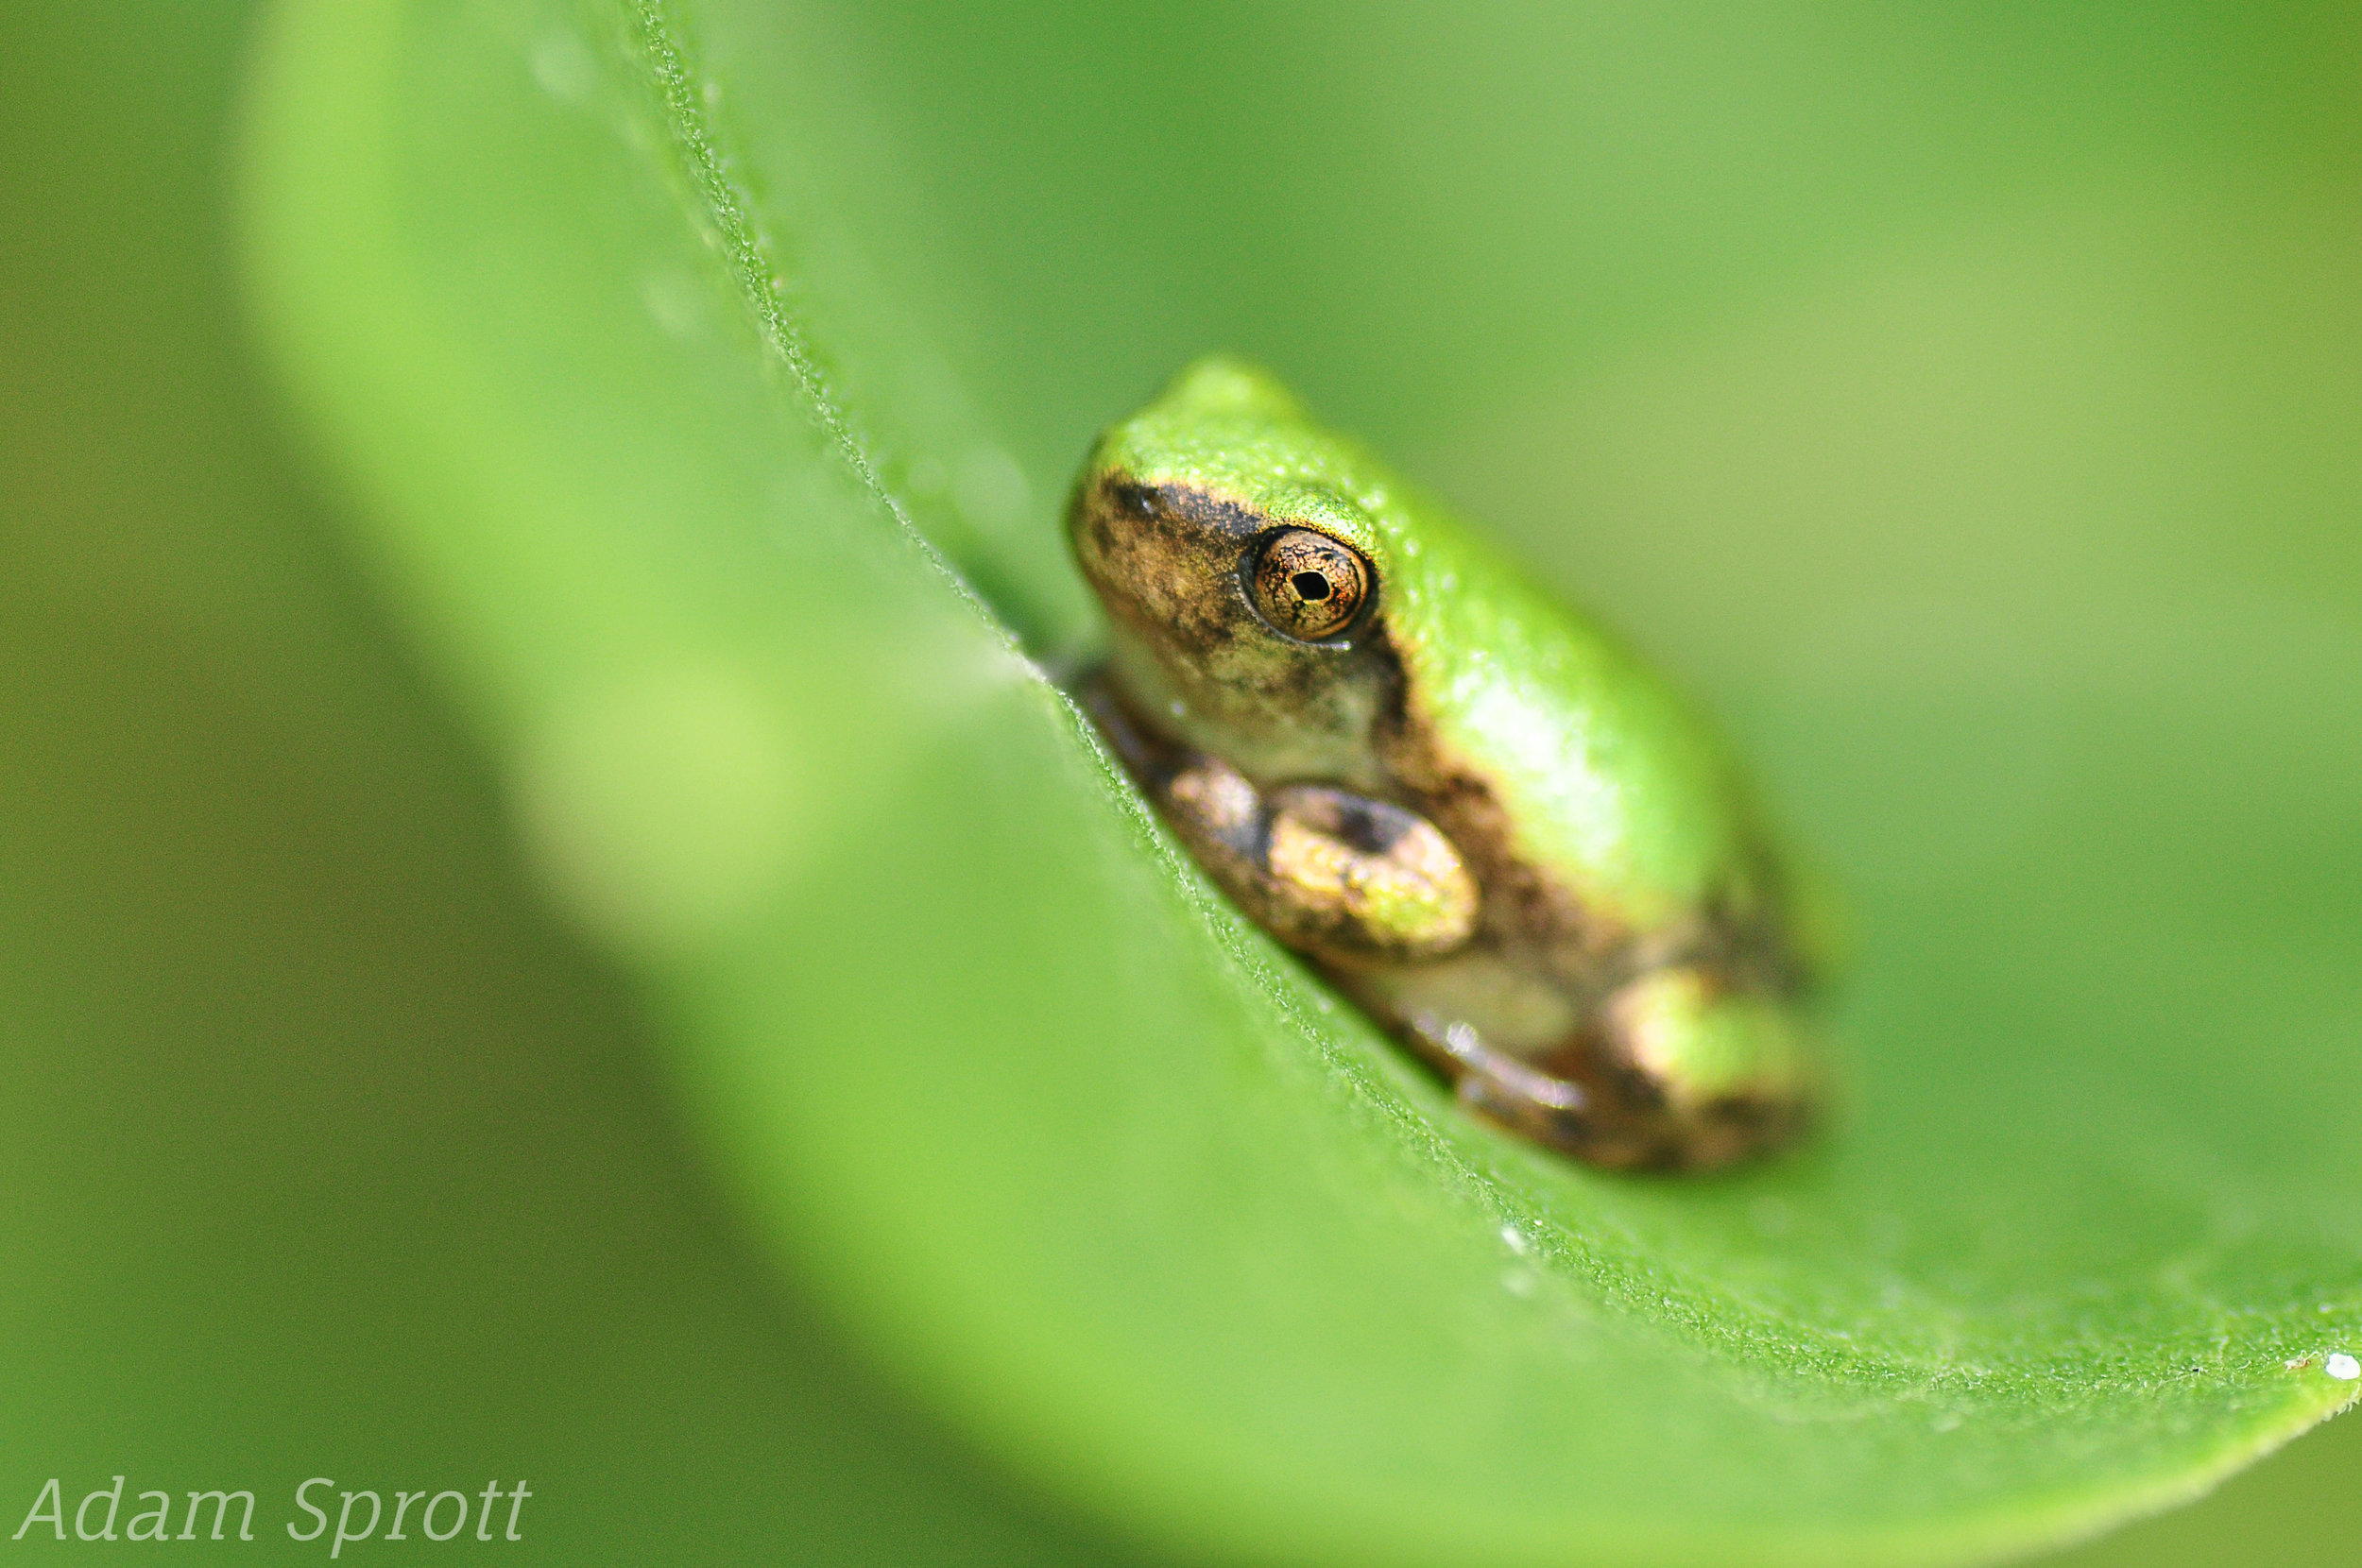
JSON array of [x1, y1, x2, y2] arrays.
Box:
[[1292, 571, 1331, 601]]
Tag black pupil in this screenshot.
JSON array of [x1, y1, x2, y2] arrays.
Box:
[[1292, 570, 1332, 602]]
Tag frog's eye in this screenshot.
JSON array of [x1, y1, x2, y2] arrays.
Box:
[[1250, 528, 1371, 641]]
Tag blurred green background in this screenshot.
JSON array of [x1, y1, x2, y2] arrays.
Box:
[[6, 1, 2359, 1562]]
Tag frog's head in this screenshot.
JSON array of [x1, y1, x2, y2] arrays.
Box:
[[1068, 358, 1399, 786]]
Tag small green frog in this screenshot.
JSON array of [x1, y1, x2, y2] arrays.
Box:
[[1070, 358, 1820, 1169]]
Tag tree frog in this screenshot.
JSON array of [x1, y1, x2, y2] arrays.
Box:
[[1069, 358, 1820, 1169]]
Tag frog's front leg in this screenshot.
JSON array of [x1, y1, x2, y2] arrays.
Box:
[[1085, 682, 1478, 964], [1168, 765, 1481, 963]]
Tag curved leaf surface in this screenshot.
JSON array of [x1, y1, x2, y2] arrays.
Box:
[[242, 3, 2362, 1563]]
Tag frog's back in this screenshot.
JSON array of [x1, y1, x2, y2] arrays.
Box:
[[1378, 523, 1764, 944]]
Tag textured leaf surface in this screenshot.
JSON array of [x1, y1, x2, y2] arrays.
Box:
[[240, 3, 2362, 1565]]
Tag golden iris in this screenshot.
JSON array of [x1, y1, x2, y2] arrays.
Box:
[[1251, 528, 1369, 640]]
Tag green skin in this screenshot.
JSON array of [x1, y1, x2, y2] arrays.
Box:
[[1070, 358, 1817, 1169]]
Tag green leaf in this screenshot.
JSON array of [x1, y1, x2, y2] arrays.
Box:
[[240, 2, 2362, 1565], [3, 5, 1135, 1563]]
